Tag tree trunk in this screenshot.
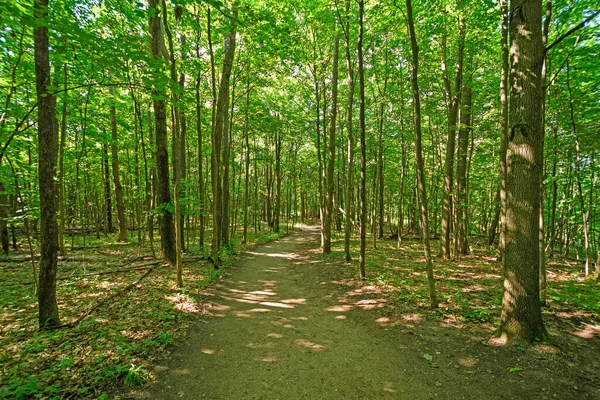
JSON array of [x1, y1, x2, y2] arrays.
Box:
[[498, 0, 509, 260], [499, 0, 546, 342], [243, 79, 251, 244], [148, 0, 176, 264], [343, 0, 355, 262], [358, 0, 366, 280], [211, 8, 237, 266], [323, 30, 340, 254], [456, 79, 472, 257], [34, 0, 60, 329], [274, 131, 282, 233], [440, 14, 465, 259], [406, 0, 438, 310], [109, 86, 128, 242]]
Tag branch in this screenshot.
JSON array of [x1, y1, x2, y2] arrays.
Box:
[[545, 9, 599, 54]]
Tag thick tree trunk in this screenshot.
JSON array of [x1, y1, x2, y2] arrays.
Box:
[[274, 131, 282, 233], [323, 30, 340, 254], [500, 0, 546, 342], [406, 0, 438, 310], [211, 9, 237, 266], [440, 15, 465, 259], [34, 0, 60, 329], [148, 0, 176, 264], [109, 86, 128, 242]]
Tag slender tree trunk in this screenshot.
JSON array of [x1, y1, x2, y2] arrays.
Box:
[[102, 143, 113, 234], [324, 30, 340, 254], [566, 61, 591, 276], [274, 131, 282, 233], [498, 0, 509, 260], [34, 0, 60, 329], [109, 86, 128, 242], [499, 0, 546, 342], [406, 0, 438, 310], [343, 0, 355, 262], [243, 79, 250, 244], [456, 79, 472, 257], [358, 0, 366, 280]]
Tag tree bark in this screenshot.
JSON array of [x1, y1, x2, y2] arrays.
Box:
[[323, 29, 340, 254], [211, 8, 237, 266], [358, 0, 366, 280], [406, 0, 438, 309], [34, 0, 60, 329], [456, 79, 472, 257], [148, 0, 176, 264], [343, 0, 355, 262], [109, 86, 128, 242], [440, 14, 465, 259], [499, 0, 546, 342]]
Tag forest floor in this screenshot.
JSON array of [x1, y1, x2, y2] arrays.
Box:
[[1, 225, 599, 399], [127, 225, 600, 400]]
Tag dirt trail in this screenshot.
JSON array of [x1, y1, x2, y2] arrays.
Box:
[[131, 226, 594, 399]]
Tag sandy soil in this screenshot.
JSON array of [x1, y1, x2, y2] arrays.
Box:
[[128, 226, 599, 399]]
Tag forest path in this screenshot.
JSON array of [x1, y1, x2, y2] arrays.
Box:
[[129, 226, 576, 400], [134, 225, 431, 399]]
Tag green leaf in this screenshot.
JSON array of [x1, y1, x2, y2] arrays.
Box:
[[508, 366, 523, 373], [423, 353, 433, 362]]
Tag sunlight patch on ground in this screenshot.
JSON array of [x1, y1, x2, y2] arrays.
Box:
[[247, 308, 272, 313], [335, 315, 347, 320], [440, 315, 464, 329], [572, 323, 599, 339], [258, 354, 278, 362], [166, 294, 201, 313], [201, 349, 215, 355], [458, 357, 479, 368], [326, 305, 353, 312], [251, 291, 277, 296], [260, 301, 295, 309], [267, 333, 283, 339], [281, 298, 306, 305], [383, 382, 396, 393], [175, 368, 190, 375], [295, 339, 325, 351], [235, 312, 252, 318], [354, 298, 387, 310]]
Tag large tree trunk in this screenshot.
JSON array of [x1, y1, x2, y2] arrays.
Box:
[[357, 0, 366, 280], [211, 8, 237, 267], [499, 0, 546, 342], [323, 30, 340, 254], [406, 0, 438, 310], [148, 0, 176, 264], [440, 15, 465, 259], [109, 86, 128, 242], [34, 0, 60, 329]]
